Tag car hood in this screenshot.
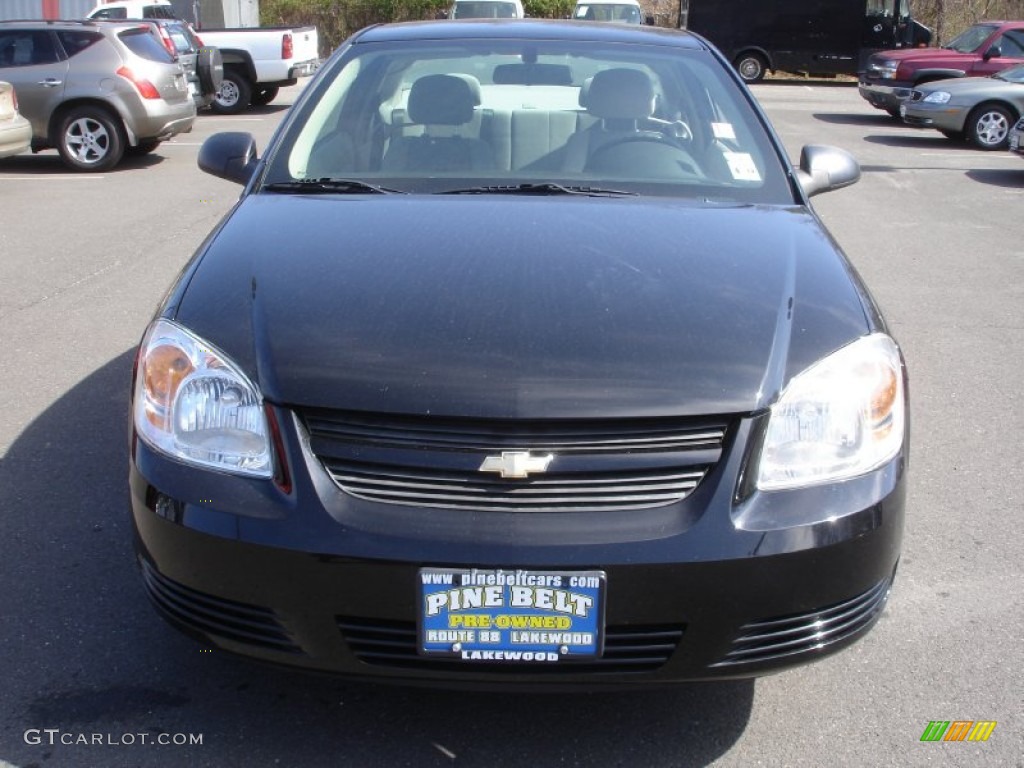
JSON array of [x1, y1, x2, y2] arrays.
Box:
[[917, 74, 1024, 95], [874, 47, 974, 66], [173, 195, 873, 419]]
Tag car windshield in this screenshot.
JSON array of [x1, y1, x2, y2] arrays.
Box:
[[265, 37, 790, 203], [453, 2, 519, 18], [994, 63, 1024, 82], [573, 4, 643, 23], [118, 27, 175, 62], [944, 24, 996, 53]]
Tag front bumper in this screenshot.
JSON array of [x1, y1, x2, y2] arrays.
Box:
[[901, 101, 966, 131], [859, 80, 914, 112], [129, 407, 906, 688], [1009, 121, 1024, 155]]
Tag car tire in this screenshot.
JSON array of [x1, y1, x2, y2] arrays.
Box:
[[734, 52, 767, 83], [197, 46, 224, 96], [56, 106, 125, 172], [212, 70, 252, 115], [251, 86, 279, 107], [966, 103, 1014, 150], [125, 138, 162, 156]]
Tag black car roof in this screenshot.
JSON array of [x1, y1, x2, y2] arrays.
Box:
[[352, 19, 709, 51]]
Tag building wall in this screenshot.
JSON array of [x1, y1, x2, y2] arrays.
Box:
[[0, 0, 94, 20]]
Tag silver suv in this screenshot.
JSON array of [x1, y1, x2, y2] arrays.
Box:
[[0, 20, 196, 171]]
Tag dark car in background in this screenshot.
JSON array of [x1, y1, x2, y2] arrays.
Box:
[[0, 19, 195, 171], [130, 20, 908, 688]]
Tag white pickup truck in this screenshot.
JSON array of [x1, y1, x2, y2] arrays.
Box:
[[86, 1, 319, 113], [197, 26, 319, 113]]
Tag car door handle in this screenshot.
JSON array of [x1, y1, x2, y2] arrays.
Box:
[[38, 78, 62, 87]]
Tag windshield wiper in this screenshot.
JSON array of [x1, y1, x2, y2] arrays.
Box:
[[438, 182, 637, 197], [263, 178, 406, 194]]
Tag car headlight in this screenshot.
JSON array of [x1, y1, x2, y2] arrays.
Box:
[[756, 334, 905, 491], [873, 60, 898, 79], [922, 91, 951, 104], [133, 318, 272, 477]]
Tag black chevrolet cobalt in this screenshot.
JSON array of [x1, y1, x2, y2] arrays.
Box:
[[130, 19, 909, 686]]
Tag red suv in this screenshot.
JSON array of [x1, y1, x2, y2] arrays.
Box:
[[860, 21, 1024, 115]]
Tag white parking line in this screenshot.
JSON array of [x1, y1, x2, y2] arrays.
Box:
[[0, 175, 106, 181], [919, 152, 1019, 160]]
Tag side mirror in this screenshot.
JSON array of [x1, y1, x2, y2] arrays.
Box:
[[984, 44, 1002, 60], [796, 144, 860, 197], [198, 132, 258, 185]]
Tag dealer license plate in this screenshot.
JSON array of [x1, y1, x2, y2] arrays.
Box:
[[1011, 134, 1019, 151], [419, 568, 605, 662], [899, 104, 907, 118]]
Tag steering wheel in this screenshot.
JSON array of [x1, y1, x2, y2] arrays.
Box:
[[585, 134, 700, 177]]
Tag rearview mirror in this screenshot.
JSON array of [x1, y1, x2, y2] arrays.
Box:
[[796, 144, 860, 197], [198, 132, 259, 185]]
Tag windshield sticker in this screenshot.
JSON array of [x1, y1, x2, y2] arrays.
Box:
[[723, 151, 761, 182], [712, 122, 736, 140], [420, 568, 605, 662]]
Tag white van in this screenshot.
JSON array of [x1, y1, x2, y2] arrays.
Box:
[[572, 0, 645, 24], [449, 0, 525, 19]]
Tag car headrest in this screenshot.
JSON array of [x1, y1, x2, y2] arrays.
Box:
[[584, 68, 655, 120], [407, 74, 482, 125]]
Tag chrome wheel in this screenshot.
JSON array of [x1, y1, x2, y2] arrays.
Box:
[[65, 116, 111, 166], [735, 53, 767, 83], [56, 107, 124, 172], [968, 104, 1013, 150]]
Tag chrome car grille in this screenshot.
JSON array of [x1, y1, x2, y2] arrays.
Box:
[[337, 616, 684, 674], [710, 576, 893, 668], [300, 410, 729, 512]]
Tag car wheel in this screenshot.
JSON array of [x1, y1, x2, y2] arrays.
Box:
[[212, 70, 252, 115], [197, 46, 224, 96], [125, 138, 162, 156], [966, 103, 1014, 150], [251, 86, 279, 107], [56, 106, 124, 172], [734, 52, 767, 83]]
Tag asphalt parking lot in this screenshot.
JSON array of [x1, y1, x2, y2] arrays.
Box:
[[0, 80, 1022, 767]]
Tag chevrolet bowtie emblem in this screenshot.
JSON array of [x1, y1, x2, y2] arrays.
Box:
[[479, 451, 554, 479]]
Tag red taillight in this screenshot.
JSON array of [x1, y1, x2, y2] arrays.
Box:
[[117, 66, 161, 99], [157, 25, 176, 56], [193, 33, 205, 46], [281, 33, 293, 60]]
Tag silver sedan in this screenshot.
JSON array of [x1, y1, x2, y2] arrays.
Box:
[[901, 63, 1024, 149]]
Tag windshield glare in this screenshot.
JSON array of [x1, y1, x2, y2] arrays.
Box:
[[266, 39, 790, 202], [945, 24, 996, 53]]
